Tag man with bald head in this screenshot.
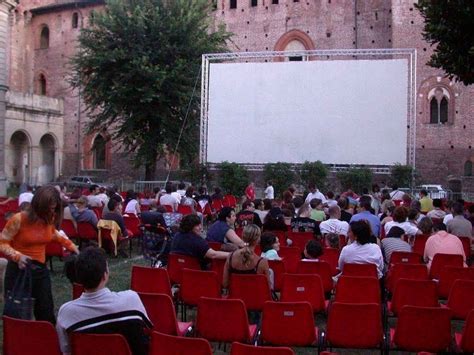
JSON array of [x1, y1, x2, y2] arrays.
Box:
[[320, 205, 350, 237]]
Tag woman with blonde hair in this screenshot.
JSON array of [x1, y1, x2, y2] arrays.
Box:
[[223, 224, 270, 288]]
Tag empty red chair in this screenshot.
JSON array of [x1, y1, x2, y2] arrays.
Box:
[[444, 279, 474, 320], [412, 234, 430, 256], [77, 222, 98, 248], [389, 251, 422, 267], [72, 283, 84, 300], [319, 248, 340, 275], [211, 199, 223, 212], [71, 333, 131, 355], [455, 310, 474, 352], [268, 259, 286, 291], [231, 342, 294, 354], [196, 297, 257, 343], [210, 258, 226, 286], [296, 261, 333, 294], [430, 253, 464, 280], [180, 269, 220, 319], [150, 331, 213, 355], [273, 230, 287, 246], [123, 214, 141, 237], [458, 236, 471, 259], [385, 263, 429, 294], [334, 276, 380, 305], [388, 279, 438, 315], [341, 263, 378, 278], [45, 241, 65, 271], [229, 274, 272, 311], [61, 219, 78, 239], [324, 303, 384, 351], [280, 274, 326, 312], [390, 306, 452, 352], [279, 246, 300, 273], [138, 293, 192, 336], [261, 301, 318, 347], [130, 266, 171, 296], [288, 231, 314, 252], [437, 265, 474, 298], [167, 253, 201, 284], [177, 205, 193, 215], [91, 207, 102, 219], [3, 315, 61, 355]]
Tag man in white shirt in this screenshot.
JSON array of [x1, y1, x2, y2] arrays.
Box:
[[176, 181, 187, 198], [160, 183, 180, 212], [96, 187, 109, 206], [18, 185, 34, 205], [305, 183, 327, 204], [87, 185, 103, 207], [264, 181, 274, 200], [320, 205, 349, 237], [389, 185, 405, 201]]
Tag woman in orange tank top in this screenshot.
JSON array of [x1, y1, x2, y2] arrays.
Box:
[[0, 185, 79, 323]]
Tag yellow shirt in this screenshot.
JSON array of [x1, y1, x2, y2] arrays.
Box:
[[420, 196, 434, 213]]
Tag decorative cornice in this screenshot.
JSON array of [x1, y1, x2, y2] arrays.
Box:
[[30, 0, 104, 15]]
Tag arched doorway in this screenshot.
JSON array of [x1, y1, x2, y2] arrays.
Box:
[[10, 131, 30, 185], [92, 134, 106, 169], [39, 134, 56, 184]]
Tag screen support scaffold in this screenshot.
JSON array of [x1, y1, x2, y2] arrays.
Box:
[[200, 48, 416, 175]]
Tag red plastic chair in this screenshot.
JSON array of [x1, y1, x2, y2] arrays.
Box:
[[341, 263, 378, 278], [162, 205, 174, 213], [229, 274, 272, 311], [177, 205, 193, 215], [77, 221, 98, 244], [138, 293, 192, 336], [167, 253, 201, 285], [455, 310, 474, 352], [130, 266, 171, 296], [387, 279, 438, 315], [261, 301, 318, 347], [319, 248, 340, 275], [334, 276, 380, 305], [444, 279, 474, 320], [72, 283, 84, 300], [288, 231, 314, 252], [45, 241, 65, 271], [196, 297, 257, 343], [389, 251, 422, 267], [231, 342, 294, 355], [280, 274, 326, 313], [91, 207, 102, 219], [385, 263, 429, 294], [61, 219, 78, 239], [296, 261, 333, 294], [324, 302, 384, 351], [412, 234, 430, 256], [430, 253, 464, 280], [224, 195, 237, 208], [279, 246, 300, 273], [273, 230, 287, 246], [71, 333, 131, 355], [267, 259, 286, 291], [124, 214, 141, 237], [210, 258, 226, 286], [207, 241, 222, 251], [438, 265, 474, 298], [458, 236, 472, 259], [3, 315, 61, 355], [390, 306, 452, 352], [150, 331, 213, 355], [211, 199, 223, 212]]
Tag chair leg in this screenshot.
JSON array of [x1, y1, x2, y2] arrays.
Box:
[[49, 257, 53, 272]]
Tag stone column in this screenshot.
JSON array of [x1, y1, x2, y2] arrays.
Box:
[[0, 0, 15, 195]]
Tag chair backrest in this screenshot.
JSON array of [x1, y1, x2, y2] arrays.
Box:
[[231, 342, 294, 355], [261, 301, 316, 346], [458, 236, 471, 258], [273, 230, 287, 246], [229, 274, 272, 311], [71, 333, 131, 355], [167, 253, 201, 284], [279, 246, 300, 273], [72, 283, 84, 300], [319, 248, 340, 275], [207, 241, 222, 251], [335, 276, 380, 305], [267, 259, 286, 291], [280, 274, 325, 312], [437, 265, 474, 298], [224, 195, 237, 208], [150, 331, 213, 355], [61, 219, 78, 238], [430, 253, 464, 280], [412, 234, 430, 256], [196, 297, 252, 343], [326, 302, 383, 349], [130, 266, 171, 296], [385, 263, 429, 294], [393, 306, 452, 352], [77, 221, 98, 240], [45, 241, 64, 258], [389, 251, 422, 267], [296, 261, 333, 294], [181, 269, 220, 306], [137, 292, 180, 336], [390, 279, 438, 315], [211, 199, 223, 212], [123, 215, 141, 236], [342, 263, 378, 278], [177, 205, 193, 215], [446, 279, 474, 320], [3, 316, 61, 355], [210, 258, 226, 286], [458, 310, 474, 352], [288, 232, 314, 252]]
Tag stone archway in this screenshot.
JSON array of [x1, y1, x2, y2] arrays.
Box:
[[10, 131, 30, 185], [39, 134, 56, 184]]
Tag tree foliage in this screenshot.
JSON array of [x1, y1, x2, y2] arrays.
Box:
[[182, 163, 213, 187], [263, 162, 295, 198], [71, 0, 231, 179], [216, 162, 249, 197], [390, 163, 416, 188], [415, 1, 474, 85], [299, 161, 328, 189], [336, 167, 373, 194]]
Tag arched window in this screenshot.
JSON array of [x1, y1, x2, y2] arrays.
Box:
[[464, 161, 473, 177], [38, 74, 47, 95], [285, 39, 306, 61], [92, 135, 106, 169], [40, 26, 49, 49], [72, 12, 79, 28], [428, 87, 450, 124]]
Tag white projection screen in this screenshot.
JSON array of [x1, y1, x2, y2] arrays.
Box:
[[201, 51, 415, 168]]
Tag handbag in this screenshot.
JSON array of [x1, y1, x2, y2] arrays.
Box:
[[3, 264, 35, 320]]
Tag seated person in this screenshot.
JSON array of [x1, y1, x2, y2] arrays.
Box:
[[320, 205, 350, 237], [236, 200, 262, 228], [56, 247, 152, 355], [325, 232, 340, 249], [260, 232, 281, 260], [427, 198, 446, 220], [69, 196, 98, 229], [171, 214, 229, 267], [310, 199, 326, 222], [206, 207, 245, 250], [384, 206, 420, 237], [124, 190, 140, 216], [291, 202, 320, 234], [102, 199, 129, 257], [223, 224, 270, 288], [447, 201, 472, 238], [424, 222, 466, 270], [262, 207, 288, 232], [302, 239, 324, 261], [159, 182, 181, 212], [381, 226, 411, 267]]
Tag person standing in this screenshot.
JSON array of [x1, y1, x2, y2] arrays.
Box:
[[419, 189, 434, 214], [264, 181, 274, 200], [245, 182, 256, 201], [0, 186, 79, 323], [305, 183, 327, 204]]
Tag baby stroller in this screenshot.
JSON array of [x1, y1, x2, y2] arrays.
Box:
[[141, 223, 172, 268]]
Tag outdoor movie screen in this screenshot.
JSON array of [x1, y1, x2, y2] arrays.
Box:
[[206, 58, 408, 166]]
